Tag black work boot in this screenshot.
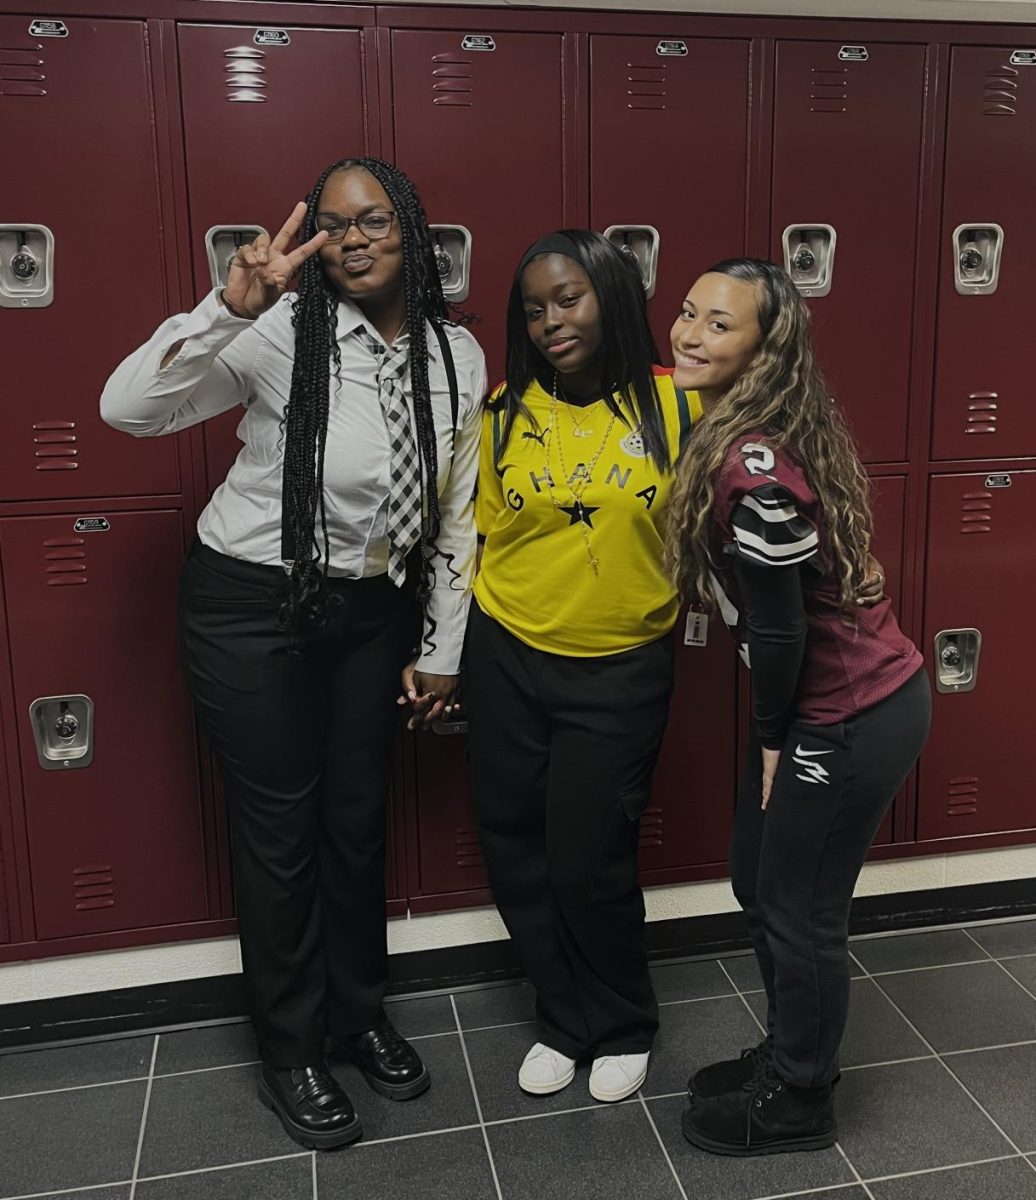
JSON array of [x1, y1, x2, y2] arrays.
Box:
[[688, 1036, 773, 1100], [258, 1062, 362, 1150], [681, 1063, 836, 1157], [333, 1018, 430, 1100]]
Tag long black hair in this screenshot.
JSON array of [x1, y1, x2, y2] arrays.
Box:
[[280, 156, 453, 643], [495, 229, 669, 471]]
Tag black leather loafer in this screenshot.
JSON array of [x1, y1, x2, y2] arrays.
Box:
[[333, 1019, 431, 1100], [258, 1062, 362, 1150]]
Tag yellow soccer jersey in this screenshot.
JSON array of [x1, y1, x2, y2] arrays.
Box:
[[474, 372, 702, 657]]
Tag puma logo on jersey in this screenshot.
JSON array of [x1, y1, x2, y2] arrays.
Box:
[[793, 744, 834, 785]]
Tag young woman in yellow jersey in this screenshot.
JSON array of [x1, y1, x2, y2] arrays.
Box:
[[464, 231, 702, 1103]]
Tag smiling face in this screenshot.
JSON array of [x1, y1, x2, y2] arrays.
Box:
[[520, 253, 604, 395], [315, 167, 404, 308], [670, 272, 764, 405]]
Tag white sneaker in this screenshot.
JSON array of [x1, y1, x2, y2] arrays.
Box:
[[518, 1042, 577, 1095], [589, 1052, 650, 1102]]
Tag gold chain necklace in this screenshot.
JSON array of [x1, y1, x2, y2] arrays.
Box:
[[544, 373, 618, 574]]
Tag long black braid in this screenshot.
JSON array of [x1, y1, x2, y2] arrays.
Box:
[[279, 156, 458, 653]]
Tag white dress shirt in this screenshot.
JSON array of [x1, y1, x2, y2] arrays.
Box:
[[101, 288, 487, 674]]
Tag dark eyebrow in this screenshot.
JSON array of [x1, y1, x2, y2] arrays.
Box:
[[316, 205, 385, 219], [708, 308, 734, 318]]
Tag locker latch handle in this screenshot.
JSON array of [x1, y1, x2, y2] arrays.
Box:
[[933, 628, 982, 694]]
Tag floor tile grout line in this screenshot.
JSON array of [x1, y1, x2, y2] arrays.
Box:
[[450, 994, 504, 1200], [964, 926, 1036, 1007], [636, 1092, 689, 1200], [835, 1141, 877, 1200], [353, 1122, 483, 1149], [718, 959, 768, 1037], [310, 1149, 317, 1200], [128, 1034, 158, 1200], [852, 957, 1004, 978], [0, 1076, 150, 1102], [860, 1151, 1025, 1185], [0, 1183, 134, 1200], [738, 1184, 862, 1200], [134, 1152, 311, 1185], [864, 968, 1036, 1171], [840, 1054, 935, 1071]]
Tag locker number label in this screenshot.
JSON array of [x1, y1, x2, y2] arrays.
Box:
[[74, 517, 110, 533], [29, 19, 68, 37], [838, 45, 869, 62], [657, 40, 688, 56], [1010, 50, 1036, 66], [985, 473, 1012, 489], [254, 29, 290, 46], [462, 35, 496, 52]]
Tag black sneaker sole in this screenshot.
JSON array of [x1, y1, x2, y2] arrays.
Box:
[[258, 1079, 364, 1150], [681, 1108, 836, 1157]]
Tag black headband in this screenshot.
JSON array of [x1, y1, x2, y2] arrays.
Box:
[[518, 232, 582, 274]]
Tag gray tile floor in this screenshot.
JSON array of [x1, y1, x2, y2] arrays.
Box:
[[3, 918, 1036, 1199]]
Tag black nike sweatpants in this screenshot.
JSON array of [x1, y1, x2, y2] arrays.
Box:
[[729, 666, 931, 1087]]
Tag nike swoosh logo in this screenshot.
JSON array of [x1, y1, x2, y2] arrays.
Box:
[[795, 745, 835, 757]]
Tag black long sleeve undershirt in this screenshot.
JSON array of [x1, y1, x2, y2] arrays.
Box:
[[731, 556, 809, 750]]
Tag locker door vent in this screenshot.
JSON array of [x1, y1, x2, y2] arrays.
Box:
[[947, 777, 979, 818], [964, 392, 998, 437], [639, 806, 663, 850], [0, 42, 46, 98], [224, 46, 267, 104], [431, 55, 473, 107], [809, 66, 848, 114], [42, 536, 88, 585], [625, 63, 667, 111], [455, 825, 485, 870], [960, 491, 993, 535], [983, 66, 1018, 116], [73, 864, 115, 912], [33, 420, 78, 472]]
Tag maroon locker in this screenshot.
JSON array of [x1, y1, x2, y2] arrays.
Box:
[[918, 470, 1036, 842], [176, 22, 370, 492], [0, 510, 208, 938], [389, 28, 567, 377], [931, 46, 1036, 462], [0, 16, 179, 501], [590, 35, 750, 358], [771, 41, 926, 465]]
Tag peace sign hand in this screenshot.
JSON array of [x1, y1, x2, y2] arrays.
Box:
[[222, 202, 328, 319]]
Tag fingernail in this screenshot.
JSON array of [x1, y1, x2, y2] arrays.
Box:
[[408, 691, 417, 701]]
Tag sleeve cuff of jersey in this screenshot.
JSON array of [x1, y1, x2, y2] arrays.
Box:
[[729, 490, 819, 567]]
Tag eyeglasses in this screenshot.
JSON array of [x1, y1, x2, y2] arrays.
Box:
[[315, 211, 396, 243]]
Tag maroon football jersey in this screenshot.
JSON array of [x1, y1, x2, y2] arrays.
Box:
[[709, 436, 923, 725]]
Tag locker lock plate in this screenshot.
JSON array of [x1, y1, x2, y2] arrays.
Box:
[[204, 226, 269, 292], [952, 224, 1004, 296], [29, 695, 95, 770], [428, 226, 472, 302], [602, 226, 660, 298], [933, 628, 981, 694], [782, 225, 837, 298], [0, 225, 55, 308]]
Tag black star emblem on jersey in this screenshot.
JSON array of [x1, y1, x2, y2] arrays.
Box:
[[560, 501, 599, 528]]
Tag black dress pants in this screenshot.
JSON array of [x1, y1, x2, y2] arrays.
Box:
[[465, 602, 674, 1059], [178, 541, 417, 1067], [730, 667, 931, 1087]]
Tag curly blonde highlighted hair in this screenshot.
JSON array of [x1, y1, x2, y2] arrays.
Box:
[[664, 258, 872, 613]]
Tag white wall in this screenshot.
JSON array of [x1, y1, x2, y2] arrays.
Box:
[[3, 843, 1035, 1006]]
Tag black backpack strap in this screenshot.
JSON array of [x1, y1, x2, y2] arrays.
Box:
[[431, 319, 460, 448]]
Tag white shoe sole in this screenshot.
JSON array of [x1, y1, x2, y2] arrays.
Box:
[[518, 1064, 576, 1095], [588, 1066, 647, 1103]]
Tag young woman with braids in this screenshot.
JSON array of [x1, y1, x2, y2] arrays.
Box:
[[101, 158, 486, 1149], [666, 259, 930, 1157]]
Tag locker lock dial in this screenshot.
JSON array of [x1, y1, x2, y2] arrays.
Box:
[[0, 224, 55, 308], [54, 712, 79, 740], [434, 239, 454, 281], [933, 628, 982, 694]]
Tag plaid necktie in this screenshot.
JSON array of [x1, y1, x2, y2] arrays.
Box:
[[358, 327, 422, 586]]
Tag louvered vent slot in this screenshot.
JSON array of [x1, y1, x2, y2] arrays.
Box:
[[983, 65, 1018, 116], [964, 391, 998, 436], [74, 864, 115, 911], [43, 536, 88, 586], [960, 490, 993, 535], [33, 420, 78, 472], [947, 777, 979, 817], [225, 46, 266, 103], [626, 63, 667, 111], [810, 66, 848, 113], [0, 43, 46, 97], [455, 825, 485, 870], [639, 806, 663, 850], [432, 55, 473, 107]]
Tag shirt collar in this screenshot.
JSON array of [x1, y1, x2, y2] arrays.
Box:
[[336, 297, 439, 361]]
